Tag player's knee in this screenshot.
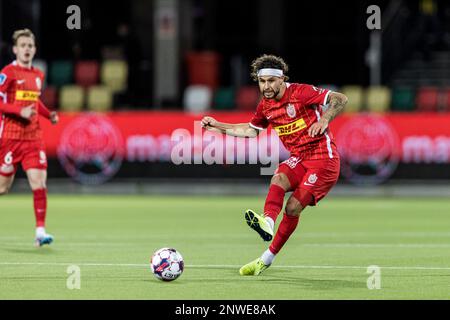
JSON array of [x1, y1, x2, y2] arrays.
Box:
[[0, 185, 10, 195], [292, 188, 315, 210], [285, 198, 303, 217], [29, 178, 46, 190], [271, 173, 290, 190]]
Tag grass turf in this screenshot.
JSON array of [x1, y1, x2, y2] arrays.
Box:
[[0, 195, 449, 299]]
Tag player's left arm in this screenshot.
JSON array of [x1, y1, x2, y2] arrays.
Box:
[[35, 71, 58, 125], [308, 92, 348, 137], [37, 100, 59, 125]]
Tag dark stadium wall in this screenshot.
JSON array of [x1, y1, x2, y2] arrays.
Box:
[[1, 0, 391, 98]]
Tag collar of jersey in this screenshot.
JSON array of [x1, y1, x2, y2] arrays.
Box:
[[12, 60, 34, 71]]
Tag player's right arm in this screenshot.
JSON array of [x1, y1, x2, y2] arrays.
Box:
[[201, 116, 259, 138], [0, 68, 36, 120], [201, 100, 269, 138]]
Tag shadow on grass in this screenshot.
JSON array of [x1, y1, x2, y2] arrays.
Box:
[[170, 267, 365, 290], [258, 276, 364, 290], [257, 269, 365, 290], [0, 245, 56, 255]]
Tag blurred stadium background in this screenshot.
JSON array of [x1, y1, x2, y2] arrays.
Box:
[[2, 0, 450, 301], [1, 0, 450, 196]]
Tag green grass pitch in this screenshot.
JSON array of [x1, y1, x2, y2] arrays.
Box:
[[0, 194, 449, 299]]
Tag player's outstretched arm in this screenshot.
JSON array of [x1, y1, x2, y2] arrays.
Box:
[[0, 101, 36, 120], [201, 116, 259, 138], [309, 92, 348, 137]]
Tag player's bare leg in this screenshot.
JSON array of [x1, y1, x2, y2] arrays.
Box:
[[245, 173, 291, 241], [240, 191, 309, 276], [26, 169, 53, 247], [0, 174, 15, 195]]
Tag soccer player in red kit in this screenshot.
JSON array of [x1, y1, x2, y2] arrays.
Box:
[[0, 29, 59, 247], [202, 54, 348, 275]]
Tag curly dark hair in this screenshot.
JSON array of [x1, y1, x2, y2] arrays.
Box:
[[250, 54, 289, 81]]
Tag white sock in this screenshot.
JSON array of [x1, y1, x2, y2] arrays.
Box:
[[36, 227, 46, 238], [265, 217, 274, 232], [261, 249, 276, 265]]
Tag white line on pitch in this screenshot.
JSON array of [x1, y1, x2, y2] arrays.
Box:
[[0, 262, 450, 271], [2, 232, 450, 241], [3, 242, 450, 248]]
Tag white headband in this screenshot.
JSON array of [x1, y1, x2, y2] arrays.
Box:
[[257, 68, 283, 77]]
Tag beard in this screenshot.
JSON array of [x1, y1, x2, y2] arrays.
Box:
[[264, 88, 280, 99]]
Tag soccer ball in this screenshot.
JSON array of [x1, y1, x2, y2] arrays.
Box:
[[150, 248, 184, 281]]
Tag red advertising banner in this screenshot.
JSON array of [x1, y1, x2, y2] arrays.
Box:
[[38, 111, 450, 184], [41, 111, 450, 160]]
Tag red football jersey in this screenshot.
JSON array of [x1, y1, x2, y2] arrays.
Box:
[[0, 61, 45, 140], [250, 83, 339, 161]]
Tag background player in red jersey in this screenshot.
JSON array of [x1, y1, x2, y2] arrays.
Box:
[[201, 54, 348, 275], [0, 29, 58, 247]]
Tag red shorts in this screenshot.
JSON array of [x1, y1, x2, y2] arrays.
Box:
[[276, 156, 340, 206], [0, 139, 48, 176]]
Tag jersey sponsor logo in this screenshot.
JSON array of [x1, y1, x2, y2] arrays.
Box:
[[273, 118, 306, 136], [0, 73, 6, 85], [286, 104, 296, 118], [15, 90, 40, 101]]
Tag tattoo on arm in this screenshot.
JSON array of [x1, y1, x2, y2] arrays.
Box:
[[322, 93, 348, 123]]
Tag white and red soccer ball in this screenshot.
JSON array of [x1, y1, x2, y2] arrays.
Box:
[[150, 248, 184, 281]]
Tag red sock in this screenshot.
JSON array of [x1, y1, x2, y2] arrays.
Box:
[[264, 184, 286, 223], [33, 189, 47, 227], [269, 213, 299, 254]]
